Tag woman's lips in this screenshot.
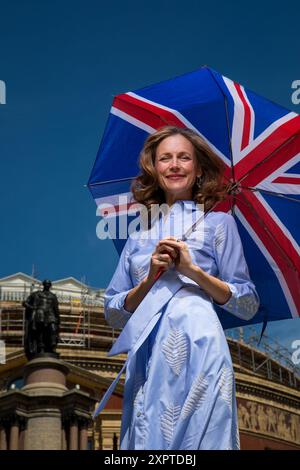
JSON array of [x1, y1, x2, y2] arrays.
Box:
[[166, 175, 185, 180]]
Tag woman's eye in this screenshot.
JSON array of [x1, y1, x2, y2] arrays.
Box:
[[159, 155, 190, 161]]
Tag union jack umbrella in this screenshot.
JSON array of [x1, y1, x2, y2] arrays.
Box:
[[88, 66, 300, 330]]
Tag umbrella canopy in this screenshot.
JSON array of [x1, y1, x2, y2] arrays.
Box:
[[88, 66, 300, 329]]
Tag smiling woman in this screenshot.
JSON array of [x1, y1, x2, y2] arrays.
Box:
[[155, 134, 201, 206], [100, 126, 260, 450], [131, 126, 227, 211]]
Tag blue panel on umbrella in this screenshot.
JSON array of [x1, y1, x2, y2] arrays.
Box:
[[134, 68, 231, 159], [136, 68, 220, 108], [208, 68, 291, 142], [286, 161, 300, 173], [89, 115, 148, 184], [246, 90, 291, 139]]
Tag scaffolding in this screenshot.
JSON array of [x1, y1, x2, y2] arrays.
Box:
[[1, 284, 299, 389], [0, 285, 109, 352], [226, 326, 300, 388]]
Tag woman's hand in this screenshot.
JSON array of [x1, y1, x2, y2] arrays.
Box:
[[147, 238, 178, 282], [157, 236, 194, 277], [158, 237, 232, 304]]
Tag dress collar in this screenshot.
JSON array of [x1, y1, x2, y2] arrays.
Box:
[[169, 200, 202, 213]]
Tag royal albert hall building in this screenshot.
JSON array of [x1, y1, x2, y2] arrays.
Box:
[[0, 273, 299, 450]]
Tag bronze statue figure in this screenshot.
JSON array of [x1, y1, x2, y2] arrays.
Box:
[[23, 280, 60, 359]]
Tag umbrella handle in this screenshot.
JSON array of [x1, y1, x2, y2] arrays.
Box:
[[154, 268, 163, 281]]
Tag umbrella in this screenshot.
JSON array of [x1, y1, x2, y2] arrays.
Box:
[[88, 66, 300, 330]]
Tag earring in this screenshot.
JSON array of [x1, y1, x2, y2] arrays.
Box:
[[196, 176, 203, 188]]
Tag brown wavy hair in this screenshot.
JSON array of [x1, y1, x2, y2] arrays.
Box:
[[131, 126, 228, 212]]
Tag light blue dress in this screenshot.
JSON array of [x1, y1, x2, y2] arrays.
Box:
[[102, 200, 260, 450]]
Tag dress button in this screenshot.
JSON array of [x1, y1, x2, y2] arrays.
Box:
[[137, 411, 141, 417]]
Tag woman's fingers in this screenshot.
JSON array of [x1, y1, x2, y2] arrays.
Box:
[[154, 253, 172, 263], [159, 238, 182, 247], [150, 239, 181, 277], [159, 239, 188, 252], [157, 244, 178, 259]]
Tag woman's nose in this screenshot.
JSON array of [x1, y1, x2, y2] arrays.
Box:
[[169, 157, 180, 169]]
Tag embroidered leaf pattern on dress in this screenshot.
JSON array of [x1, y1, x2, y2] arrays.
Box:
[[124, 246, 130, 265], [214, 223, 226, 256], [160, 404, 181, 445], [236, 294, 258, 316], [181, 374, 209, 419], [227, 419, 240, 450], [162, 328, 188, 376], [219, 365, 233, 409], [133, 265, 148, 283], [211, 312, 224, 349], [235, 424, 241, 450]]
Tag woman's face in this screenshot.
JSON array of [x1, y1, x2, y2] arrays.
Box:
[[154, 134, 201, 205]]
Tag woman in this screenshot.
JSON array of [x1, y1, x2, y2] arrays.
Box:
[[103, 126, 260, 450]]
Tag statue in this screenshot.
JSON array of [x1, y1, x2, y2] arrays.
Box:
[[23, 280, 60, 359]]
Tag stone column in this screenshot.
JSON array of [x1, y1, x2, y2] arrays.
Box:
[[19, 429, 25, 450], [18, 419, 26, 450], [79, 420, 88, 450], [61, 426, 67, 450], [9, 418, 19, 450], [69, 417, 78, 450], [0, 425, 7, 450], [97, 417, 103, 450]]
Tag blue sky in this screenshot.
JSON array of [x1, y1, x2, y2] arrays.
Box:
[[0, 0, 299, 357]]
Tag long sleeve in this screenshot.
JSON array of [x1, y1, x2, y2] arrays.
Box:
[[213, 213, 260, 320], [104, 238, 134, 329]]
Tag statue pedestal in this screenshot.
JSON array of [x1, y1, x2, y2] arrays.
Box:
[[22, 357, 69, 450], [0, 355, 95, 450]]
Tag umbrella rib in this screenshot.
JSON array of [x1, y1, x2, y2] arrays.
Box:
[[88, 176, 136, 187], [240, 186, 300, 204], [224, 96, 235, 182], [235, 191, 297, 271], [206, 67, 235, 183], [206, 67, 237, 215]]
